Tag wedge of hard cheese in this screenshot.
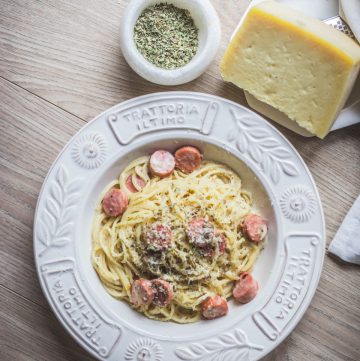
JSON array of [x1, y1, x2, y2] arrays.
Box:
[[220, 0, 360, 138]]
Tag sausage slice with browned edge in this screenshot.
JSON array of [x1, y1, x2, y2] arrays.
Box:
[[233, 272, 259, 304], [145, 223, 172, 251], [131, 279, 154, 307], [242, 214, 268, 243], [102, 188, 129, 217], [201, 295, 228, 320], [151, 279, 174, 307], [149, 150, 175, 178], [215, 231, 227, 255], [175, 146, 202, 173], [126, 174, 146, 193]]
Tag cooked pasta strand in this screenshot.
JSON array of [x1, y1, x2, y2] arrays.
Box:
[[92, 159, 262, 323]]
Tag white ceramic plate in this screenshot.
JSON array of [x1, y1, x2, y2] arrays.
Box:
[[235, 0, 360, 136], [34, 92, 325, 361]]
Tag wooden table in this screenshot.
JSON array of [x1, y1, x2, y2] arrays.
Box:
[[1, 1, 359, 360]]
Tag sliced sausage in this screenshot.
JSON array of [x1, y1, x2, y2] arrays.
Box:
[[242, 214, 267, 243], [126, 174, 146, 193], [149, 150, 175, 178], [202, 231, 227, 258], [102, 188, 128, 217], [131, 279, 154, 307], [202, 245, 214, 258], [186, 218, 214, 248], [233, 272, 259, 304], [215, 231, 227, 255], [175, 146, 202, 173], [201, 295, 228, 320], [151, 279, 174, 307], [145, 223, 172, 251]]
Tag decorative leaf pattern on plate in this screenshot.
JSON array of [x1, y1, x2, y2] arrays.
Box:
[[228, 108, 299, 184], [175, 329, 263, 361], [37, 166, 82, 256]]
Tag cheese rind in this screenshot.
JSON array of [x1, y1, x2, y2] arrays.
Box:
[[220, 0, 360, 138]]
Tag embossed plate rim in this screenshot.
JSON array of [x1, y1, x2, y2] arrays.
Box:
[[33, 91, 326, 361]]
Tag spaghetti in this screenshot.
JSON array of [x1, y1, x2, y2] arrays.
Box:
[[92, 156, 264, 323]]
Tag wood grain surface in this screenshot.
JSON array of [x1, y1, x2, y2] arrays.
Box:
[[0, 1, 359, 360]]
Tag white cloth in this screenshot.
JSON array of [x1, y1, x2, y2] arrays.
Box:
[[340, 0, 360, 43], [329, 196, 360, 264]]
